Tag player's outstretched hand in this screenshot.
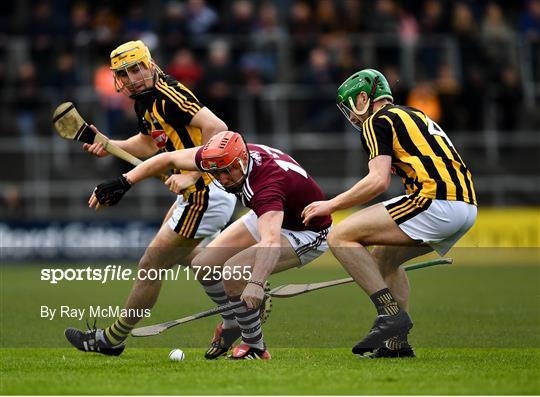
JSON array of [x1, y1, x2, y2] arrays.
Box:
[[165, 173, 197, 195], [241, 282, 266, 310], [89, 175, 132, 209], [302, 200, 333, 226], [83, 125, 109, 157]]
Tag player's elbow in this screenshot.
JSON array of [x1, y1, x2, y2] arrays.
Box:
[[369, 173, 390, 195]]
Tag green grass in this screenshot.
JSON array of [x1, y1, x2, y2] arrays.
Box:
[[1, 253, 539, 394], [1, 348, 539, 394]]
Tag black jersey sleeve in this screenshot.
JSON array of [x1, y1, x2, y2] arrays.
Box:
[[360, 114, 393, 160], [134, 102, 151, 135]]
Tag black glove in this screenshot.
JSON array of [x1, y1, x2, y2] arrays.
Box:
[[94, 175, 132, 206]]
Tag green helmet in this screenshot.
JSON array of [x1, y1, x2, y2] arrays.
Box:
[[336, 69, 393, 131]]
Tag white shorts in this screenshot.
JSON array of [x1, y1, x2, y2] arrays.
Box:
[[383, 195, 477, 255], [241, 210, 330, 266], [168, 183, 237, 239]]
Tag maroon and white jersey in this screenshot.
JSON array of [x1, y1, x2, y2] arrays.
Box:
[[196, 144, 332, 232]]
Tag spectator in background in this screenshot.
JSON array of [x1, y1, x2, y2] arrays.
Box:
[[123, 4, 152, 40], [329, 33, 357, 80], [94, 63, 130, 135], [68, 2, 93, 50], [341, 0, 368, 32], [288, 1, 317, 67], [122, 4, 158, 49], [166, 49, 203, 90], [29, 1, 56, 84], [222, 0, 256, 66], [368, 0, 401, 69], [398, 2, 419, 47], [51, 53, 78, 98], [435, 63, 462, 131], [0, 185, 25, 220], [314, 0, 340, 34], [185, 0, 218, 36], [14, 63, 39, 140], [494, 65, 523, 132], [406, 81, 441, 123], [239, 52, 274, 133], [302, 46, 338, 86], [452, 2, 487, 131], [519, 0, 540, 38], [460, 67, 486, 131], [419, 0, 449, 33], [92, 5, 122, 57], [224, 0, 255, 35], [417, 0, 449, 79], [299, 46, 340, 132], [201, 39, 238, 129], [254, 2, 283, 38], [253, 3, 282, 83], [240, 54, 268, 95], [482, 2, 515, 74], [519, 0, 540, 81], [159, 1, 187, 53], [452, 2, 485, 79]]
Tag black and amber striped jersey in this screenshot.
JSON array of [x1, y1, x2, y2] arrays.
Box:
[[134, 74, 212, 193], [360, 104, 477, 205]]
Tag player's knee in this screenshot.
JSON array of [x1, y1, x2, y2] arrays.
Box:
[[327, 228, 341, 247], [328, 225, 357, 247]]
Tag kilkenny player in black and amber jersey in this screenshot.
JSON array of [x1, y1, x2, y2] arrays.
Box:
[[303, 69, 477, 360], [360, 103, 476, 224], [65, 41, 238, 358]]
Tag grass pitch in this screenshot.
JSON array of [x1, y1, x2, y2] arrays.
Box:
[[2, 348, 538, 394], [1, 252, 539, 394]]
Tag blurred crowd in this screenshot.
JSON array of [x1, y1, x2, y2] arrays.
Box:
[[1, 0, 540, 139]]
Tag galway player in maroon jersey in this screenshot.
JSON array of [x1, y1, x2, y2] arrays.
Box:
[[88, 131, 332, 360]]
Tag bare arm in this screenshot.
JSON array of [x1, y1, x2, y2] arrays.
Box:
[[327, 155, 392, 210], [109, 132, 159, 158], [241, 211, 284, 309], [302, 155, 392, 225], [190, 106, 228, 144], [84, 125, 159, 158], [125, 147, 201, 185]]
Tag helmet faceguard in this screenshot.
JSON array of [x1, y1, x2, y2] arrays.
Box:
[[336, 69, 393, 132], [110, 40, 158, 98], [199, 131, 250, 193]]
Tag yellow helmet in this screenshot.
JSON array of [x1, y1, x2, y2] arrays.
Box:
[[110, 40, 152, 71], [109, 40, 157, 97]]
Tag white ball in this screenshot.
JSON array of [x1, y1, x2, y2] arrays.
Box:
[[169, 348, 185, 361]]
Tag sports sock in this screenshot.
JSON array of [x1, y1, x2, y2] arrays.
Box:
[[201, 280, 238, 329], [103, 318, 133, 346], [370, 288, 401, 316], [229, 296, 264, 350]]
